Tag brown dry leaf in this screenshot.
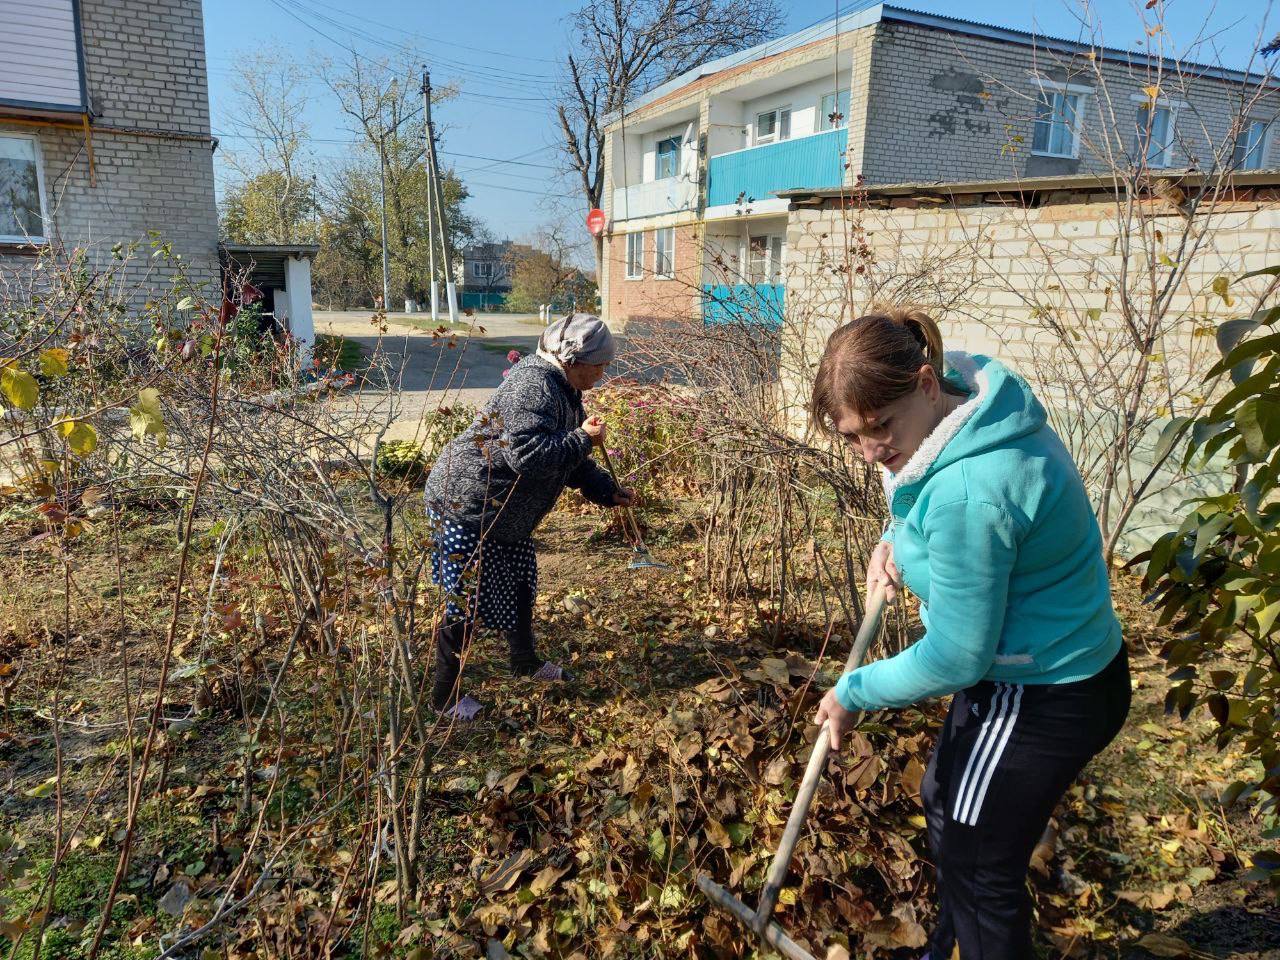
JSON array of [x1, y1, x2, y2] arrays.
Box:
[[676, 731, 702, 763], [497, 768, 527, 795], [900, 757, 925, 798], [825, 946, 851, 960], [1135, 933, 1203, 958], [725, 714, 754, 756], [480, 849, 535, 897], [760, 658, 790, 686], [704, 818, 731, 849], [764, 756, 790, 785], [619, 754, 641, 795], [529, 863, 571, 896]]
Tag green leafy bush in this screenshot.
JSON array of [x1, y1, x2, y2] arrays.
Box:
[[375, 439, 427, 479], [1137, 265, 1280, 895]]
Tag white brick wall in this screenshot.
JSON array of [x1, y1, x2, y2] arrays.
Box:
[[0, 0, 218, 298], [858, 21, 1280, 185]]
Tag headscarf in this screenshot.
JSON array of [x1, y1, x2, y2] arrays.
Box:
[[536, 313, 616, 368]]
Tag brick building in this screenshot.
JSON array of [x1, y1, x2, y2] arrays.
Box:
[[0, 0, 219, 294], [600, 4, 1277, 330]]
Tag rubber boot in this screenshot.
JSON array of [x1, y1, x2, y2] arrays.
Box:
[[431, 619, 469, 710]]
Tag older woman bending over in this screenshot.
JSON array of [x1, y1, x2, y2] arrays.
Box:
[[423, 313, 634, 720]]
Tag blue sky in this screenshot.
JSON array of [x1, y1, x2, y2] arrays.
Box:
[[203, 0, 1270, 242]]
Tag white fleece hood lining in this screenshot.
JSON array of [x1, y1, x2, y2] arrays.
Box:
[[882, 352, 987, 502]]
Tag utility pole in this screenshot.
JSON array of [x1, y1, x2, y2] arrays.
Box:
[[422, 66, 459, 324], [310, 173, 319, 240], [421, 68, 439, 323], [378, 132, 391, 312]]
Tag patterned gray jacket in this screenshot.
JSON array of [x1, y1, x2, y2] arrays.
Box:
[[423, 354, 618, 543]]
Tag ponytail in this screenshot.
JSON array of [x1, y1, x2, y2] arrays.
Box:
[[809, 305, 965, 436]]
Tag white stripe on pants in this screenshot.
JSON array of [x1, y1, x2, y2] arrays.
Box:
[[952, 682, 1023, 826]]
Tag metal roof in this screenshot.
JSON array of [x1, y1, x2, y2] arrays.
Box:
[[779, 169, 1280, 203], [220, 243, 320, 258], [607, 2, 1272, 126]]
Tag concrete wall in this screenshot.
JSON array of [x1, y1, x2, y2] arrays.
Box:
[[738, 75, 847, 146], [783, 183, 1280, 554], [859, 21, 1280, 184], [0, 0, 218, 301]]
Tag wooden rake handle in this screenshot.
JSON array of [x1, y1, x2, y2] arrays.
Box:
[[753, 583, 889, 933], [596, 441, 646, 548]]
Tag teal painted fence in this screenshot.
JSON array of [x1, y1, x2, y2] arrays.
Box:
[[706, 129, 847, 207], [702, 283, 784, 327], [460, 291, 508, 310]]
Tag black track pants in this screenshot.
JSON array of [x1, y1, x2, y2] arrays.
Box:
[[922, 645, 1130, 959]]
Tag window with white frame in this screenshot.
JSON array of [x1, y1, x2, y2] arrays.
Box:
[[0, 134, 49, 243], [654, 227, 675, 278], [655, 136, 680, 179], [473, 261, 493, 278], [755, 107, 791, 145], [745, 235, 785, 285], [1234, 118, 1272, 171], [626, 232, 644, 279], [1031, 84, 1089, 158], [819, 90, 851, 131], [1134, 99, 1177, 167]]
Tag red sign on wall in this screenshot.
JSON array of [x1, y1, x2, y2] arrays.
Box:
[[586, 208, 606, 236]]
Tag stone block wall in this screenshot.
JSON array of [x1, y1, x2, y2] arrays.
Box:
[[0, 0, 219, 302], [783, 183, 1280, 553]]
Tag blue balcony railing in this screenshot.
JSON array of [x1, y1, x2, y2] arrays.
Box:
[[706, 129, 847, 208], [703, 283, 784, 328]]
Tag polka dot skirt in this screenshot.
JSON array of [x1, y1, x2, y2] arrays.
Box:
[[428, 510, 537, 631]]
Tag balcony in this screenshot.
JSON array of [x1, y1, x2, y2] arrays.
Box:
[[702, 283, 784, 328], [611, 177, 697, 221], [706, 129, 848, 208]]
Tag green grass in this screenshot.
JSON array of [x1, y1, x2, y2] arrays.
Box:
[[313, 333, 365, 372]]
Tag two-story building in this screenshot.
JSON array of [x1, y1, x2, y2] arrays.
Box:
[[0, 0, 220, 294], [600, 3, 1278, 329], [460, 240, 535, 310]]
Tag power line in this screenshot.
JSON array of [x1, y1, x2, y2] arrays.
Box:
[[298, 0, 560, 64], [269, 0, 562, 91], [212, 130, 561, 170]]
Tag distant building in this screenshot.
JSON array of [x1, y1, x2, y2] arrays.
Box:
[[600, 4, 1279, 329], [460, 240, 534, 310], [0, 0, 220, 292]]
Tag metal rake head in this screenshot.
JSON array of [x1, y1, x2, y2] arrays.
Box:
[[627, 547, 672, 571]]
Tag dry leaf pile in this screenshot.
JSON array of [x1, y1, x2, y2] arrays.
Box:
[[420, 646, 940, 958]]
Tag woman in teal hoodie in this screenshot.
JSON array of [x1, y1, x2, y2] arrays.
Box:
[[810, 308, 1129, 960]]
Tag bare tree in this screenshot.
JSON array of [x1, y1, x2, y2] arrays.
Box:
[[220, 50, 314, 243], [557, 0, 783, 274], [316, 53, 473, 306]]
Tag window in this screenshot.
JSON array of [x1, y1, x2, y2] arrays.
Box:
[[0, 134, 48, 243], [745, 235, 785, 284], [819, 90, 851, 131], [1134, 100, 1177, 168], [473, 261, 493, 279], [1031, 88, 1086, 158], [626, 232, 644, 279], [755, 107, 792, 145], [655, 136, 680, 179], [1234, 119, 1271, 171], [654, 227, 675, 278]]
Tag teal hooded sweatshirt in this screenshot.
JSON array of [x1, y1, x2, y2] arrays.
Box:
[[835, 353, 1122, 711]]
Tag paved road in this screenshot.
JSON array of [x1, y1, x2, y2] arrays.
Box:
[[313, 310, 547, 442]]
